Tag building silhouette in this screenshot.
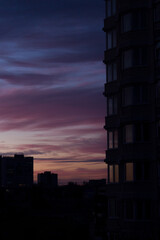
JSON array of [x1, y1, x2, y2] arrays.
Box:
[[103, 0, 160, 239], [0, 154, 33, 188], [38, 171, 58, 188]]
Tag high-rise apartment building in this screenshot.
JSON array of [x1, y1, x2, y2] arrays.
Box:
[[103, 0, 160, 239], [0, 154, 33, 188]]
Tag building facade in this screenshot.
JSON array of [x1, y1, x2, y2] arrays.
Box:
[[38, 171, 58, 188], [0, 154, 33, 188], [103, 0, 160, 239]]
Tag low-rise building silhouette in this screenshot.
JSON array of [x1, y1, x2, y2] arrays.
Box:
[[38, 171, 58, 188], [0, 154, 33, 188]]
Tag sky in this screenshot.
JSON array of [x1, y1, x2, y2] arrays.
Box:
[[0, 0, 106, 185]]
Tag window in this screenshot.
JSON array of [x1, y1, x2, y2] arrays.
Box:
[[155, 42, 160, 65], [124, 125, 134, 143], [125, 163, 134, 182], [109, 165, 114, 183], [106, 0, 116, 18], [135, 200, 151, 220], [108, 164, 119, 183], [157, 120, 160, 141], [125, 200, 134, 219], [125, 200, 151, 220], [122, 85, 148, 106], [115, 165, 119, 183], [108, 130, 118, 149], [107, 232, 119, 240], [158, 162, 160, 184], [108, 199, 118, 218], [107, 95, 118, 115], [106, 29, 117, 50], [123, 47, 148, 69], [106, 62, 117, 83], [154, 3, 160, 22], [121, 10, 147, 33], [156, 81, 160, 99], [135, 163, 150, 181], [124, 123, 150, 143]]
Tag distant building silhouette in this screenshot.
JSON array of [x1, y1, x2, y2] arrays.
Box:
[[88, 179, 106, 187], [38, 171, 58, 188], [0, 154, 33, 188], [102, 0, 160, 239]]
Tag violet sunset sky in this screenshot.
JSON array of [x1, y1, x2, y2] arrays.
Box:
[[0, 0, 106, 184]]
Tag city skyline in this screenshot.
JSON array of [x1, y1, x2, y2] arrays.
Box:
[[0, 0, 106, 185]]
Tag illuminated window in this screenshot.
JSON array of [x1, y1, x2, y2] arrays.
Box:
[[115, 165, 119, 183], [125, 163, 134, 182], [108, 164, 119, 183], [108, 130, 118, 149], [124, 125, 134, 143], [109, 165, 114, 183], [106, 0, 116, 18]]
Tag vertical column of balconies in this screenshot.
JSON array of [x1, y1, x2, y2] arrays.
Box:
[[103, 0, 160, 239]]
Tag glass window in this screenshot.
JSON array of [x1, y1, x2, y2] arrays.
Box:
[[157, 120, 160, 141], [106, 0, 116, 18], [134, 162, 151, 181], [107, 62, 117, 83], [154, 3, 160, 22], [156, 81, 160, 99], [122, 10, 147, 33], [136, 200, 143, 220], [106, 0, 112, 17], [107, 31, 112, 49], [122, 13, 132, 32], [108, 97, 113, 115], [124, 125, 134, 143], [106, 29, 117, 50], [109, 165, 114, 183], [108, 130, 118, 149], [144, 200, 151, 219], [107, 232, 119, 240], [122, 87, 133, 106], [123, 47, 148, 69], [107, 95, 117, 116], [143, 123, 150, 141], [115, 165, 119, 183], [155, 42, 160, 65], [135, 123, 150, 141], [124, 123, 150, 143], [109, 131, 113, 149], [144, 163, 150, 180], [114, 130, 118, 148], [135, 163, 143, 181], [126, 163, 134, 182], [123, 49, 132, 69], [108, 199, 117, 218], [109, 164, 119, 183], [125, 200, 134, 219]]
